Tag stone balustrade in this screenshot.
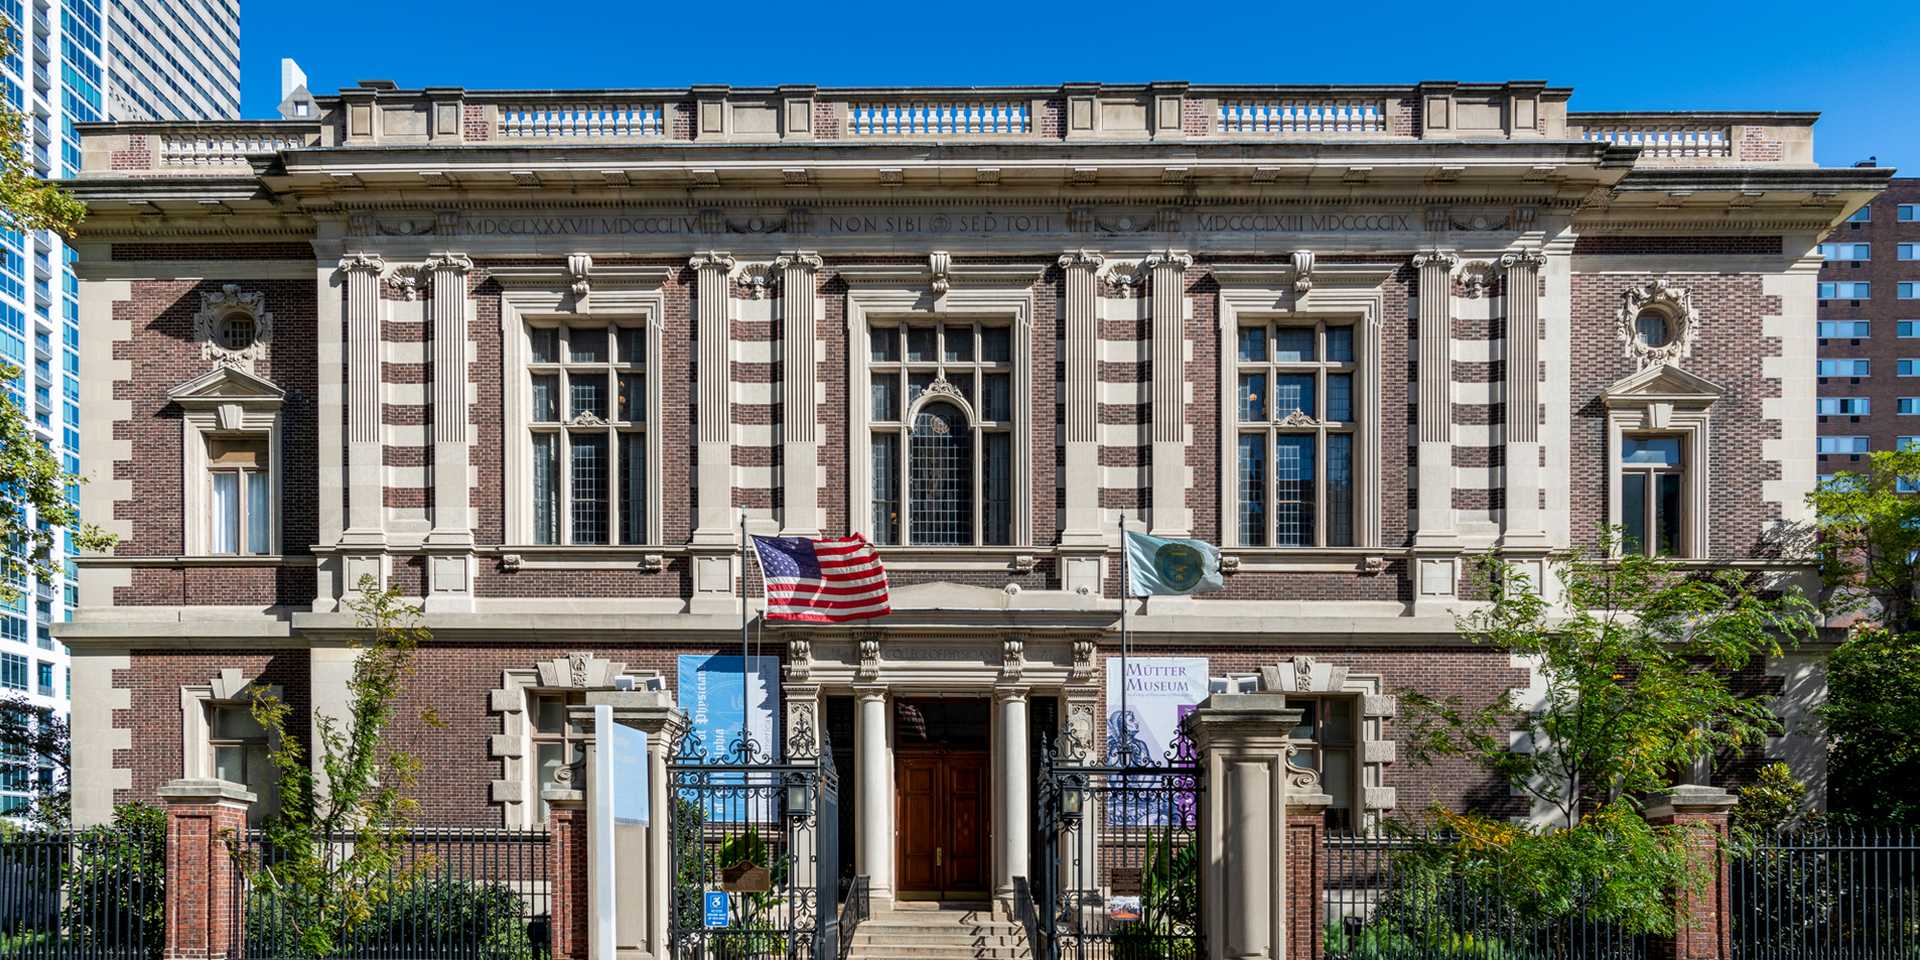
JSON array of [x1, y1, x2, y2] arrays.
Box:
[[847, 100, 1031, 137], [496, 103, 666, 139], [1217, 99, 1386, 134], [1579, 125, 1732, 157], [157, 127, 314, 168], [74, 84, 1823, 176]]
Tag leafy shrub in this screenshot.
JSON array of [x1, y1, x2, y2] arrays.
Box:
[[64, 804, 165, 957], [249, 876, 542, 960]]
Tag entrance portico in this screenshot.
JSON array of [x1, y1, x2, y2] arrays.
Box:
[[783, 619, 1105, 911]]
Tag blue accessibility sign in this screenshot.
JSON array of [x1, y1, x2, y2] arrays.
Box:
[[704, 891, 730, 929]]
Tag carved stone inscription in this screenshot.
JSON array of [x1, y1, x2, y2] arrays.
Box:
[[447, 207, 1438, 239]]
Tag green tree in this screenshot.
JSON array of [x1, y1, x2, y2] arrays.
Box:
[[0, 693, 70, 827], [1820, 628, 1920, 826], [240, 575, 440, 958], [1398, 541, 1820, 934], [1806, 448, 1920, 826], [0, 15, 98, 608], [1807, 448, 1920, 633]]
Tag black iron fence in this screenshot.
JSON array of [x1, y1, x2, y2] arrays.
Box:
[[1323, 832, 1648, 960], [1731, 826, 1920, 960], [667, 732, 840, 960], [232, 827, 551, 960], [0, 826, 164, 960], [1036, 753, 1202, 960]]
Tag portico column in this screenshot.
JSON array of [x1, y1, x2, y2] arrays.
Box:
[[855, 685, 894, 905], [1411, 250, 1460, 601], [994, 685, 1031, 906], [338, 253, 387, 590]]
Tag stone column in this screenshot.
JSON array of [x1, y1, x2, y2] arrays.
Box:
[[159, 779, 254, 960], [1188, 694, 1304, 960], [545, 790, 590, 960], [689, 252, 737, 613], [994, 685, 1031, 906], [1145, 251, 1193, 536], [338, 253, 387, 591], [1058, 251, 1106, 592], [1411, 251, 1459, 601], [1500, 250, 1550, 556], [424, 252, 476, 610], [1647, 785, 1738, 960], [776, 253, 823, 535], [855, 685, 894, 906]]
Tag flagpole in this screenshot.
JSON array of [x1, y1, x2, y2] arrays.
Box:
[[1118, 510, 1130, 765], [739, 510, 751, 759]]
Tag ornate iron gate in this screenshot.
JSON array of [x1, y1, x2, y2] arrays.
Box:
[[668, 728, 839, 960], [1036, 719, 1203, 960]]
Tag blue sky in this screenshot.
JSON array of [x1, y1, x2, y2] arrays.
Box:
[[240, 0, 1919, 173]]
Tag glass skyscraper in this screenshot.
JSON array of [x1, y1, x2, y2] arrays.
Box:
[[0, 0, 238, 815]]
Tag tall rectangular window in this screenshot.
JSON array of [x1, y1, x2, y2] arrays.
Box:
[[1901, 204, 1919, 222], [1901, 321, 1920, 339], [1620, 435, 1685, 557], [1236, 321, 1357, 547], [867, 321, 1014, 546], [1902, 360, 1920, 377], [0, 654, 23, 691], [1901, 244, 1920, 261], [526, 322, 647, 545], [1899, 398, 1920, 416], [1905, 283, 1920, 301], [207, 437, 269, 555]]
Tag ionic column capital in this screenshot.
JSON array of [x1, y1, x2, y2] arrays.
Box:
[[1057, 248, 1105, 271], [1411, 249, 1458, 271], [337, 252, 387, 275]]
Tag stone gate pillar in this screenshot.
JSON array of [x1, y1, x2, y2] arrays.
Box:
[[1188, 694, 1305, 960], [159, 779, 254, 960], [1647, 785, 1738, 960], [575, 690, 688, 960]]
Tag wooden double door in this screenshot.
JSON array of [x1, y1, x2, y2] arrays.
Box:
[[896, 749, 990, 899]]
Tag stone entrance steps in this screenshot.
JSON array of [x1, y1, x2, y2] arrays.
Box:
[[847, 902, 1032, 960]]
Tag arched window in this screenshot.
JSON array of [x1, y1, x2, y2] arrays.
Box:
[[910, 402, 973, 545]]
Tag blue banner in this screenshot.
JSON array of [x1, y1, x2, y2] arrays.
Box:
[[676, 655, 782, 762]]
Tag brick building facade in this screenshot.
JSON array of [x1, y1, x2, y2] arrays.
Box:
[[58, 81, 1879, 911], [1815, 176, 1920, 471]]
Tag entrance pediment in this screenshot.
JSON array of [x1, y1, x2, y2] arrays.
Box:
[[889, 580, 1020, 611]]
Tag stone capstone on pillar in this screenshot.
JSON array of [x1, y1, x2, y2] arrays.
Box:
[[159, 778, 255, 960]]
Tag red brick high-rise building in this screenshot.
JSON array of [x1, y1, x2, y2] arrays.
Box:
[[1816, 175, 1920, 479]]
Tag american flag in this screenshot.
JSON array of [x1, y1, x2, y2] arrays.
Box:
[[749, 534, 891, 622]]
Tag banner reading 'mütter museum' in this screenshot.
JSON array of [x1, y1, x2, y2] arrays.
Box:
[[1104, 656, 1209, 765]]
